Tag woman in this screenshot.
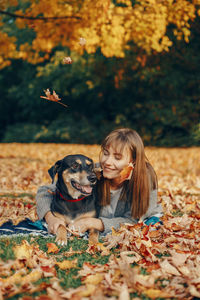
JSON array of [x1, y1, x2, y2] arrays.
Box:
[[36, 128, 163, 235]]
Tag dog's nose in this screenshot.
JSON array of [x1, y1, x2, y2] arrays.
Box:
[[87, 174, 97, 184]]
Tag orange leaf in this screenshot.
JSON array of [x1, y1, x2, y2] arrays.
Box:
[[47, 243, 59, 254], [40, 89, 67, 107], [120, 163, 134, 181]]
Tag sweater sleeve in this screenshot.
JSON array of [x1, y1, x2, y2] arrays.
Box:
[[99, 189, 163, 235], [141, 189, 163, 221], [36, 183, 56, 220], [99, 211, 137, 235]]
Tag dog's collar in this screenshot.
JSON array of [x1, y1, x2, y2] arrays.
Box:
[[57, 191, 86, 202]]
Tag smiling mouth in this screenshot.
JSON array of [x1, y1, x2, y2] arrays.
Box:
[[104, 167, 116, 171], [71, 180, 93, 195]]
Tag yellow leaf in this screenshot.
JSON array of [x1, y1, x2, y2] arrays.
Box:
[[83, 273, 104, 285], [112, 227, 121, 236], [144, 288, 171, 299], [0, 270, 25, 285], [55, 259, 77, 269], [78, 284, 96, 297], [21, 269, 42, 285], [13, 240, 33, 260]]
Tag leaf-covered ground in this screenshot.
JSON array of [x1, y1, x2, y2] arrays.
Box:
[[0, 143, 199, 300]]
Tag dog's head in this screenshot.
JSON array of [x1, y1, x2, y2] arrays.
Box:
[[48, 154, 97, 199]]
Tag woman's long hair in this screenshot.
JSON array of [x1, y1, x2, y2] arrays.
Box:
[[97, 128, 157, 219]]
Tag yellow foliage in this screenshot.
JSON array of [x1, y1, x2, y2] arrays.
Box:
[[0, 0, 199, 65], [0, 31, 17, 68]]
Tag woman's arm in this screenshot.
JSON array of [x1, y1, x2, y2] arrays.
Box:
[[68, 217, 104, 234], [36, 183, 65, 234], [141, 189, 163, 221], [99, 211, 136, 235], [99, 190, 163, 234], [36, 183, 56, 220], [45, 210, 66, 234]]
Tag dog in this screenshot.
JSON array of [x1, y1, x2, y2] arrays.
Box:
[[48, 154, 98, 245]]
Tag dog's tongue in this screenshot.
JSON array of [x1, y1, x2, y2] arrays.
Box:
[[82, 185, 92, 194]]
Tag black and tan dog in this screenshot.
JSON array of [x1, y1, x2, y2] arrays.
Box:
[[48, 154, 98, 245]]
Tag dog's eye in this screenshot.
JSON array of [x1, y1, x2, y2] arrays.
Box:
[[72, 163, 79, 170]]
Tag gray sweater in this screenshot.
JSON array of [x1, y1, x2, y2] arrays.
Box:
[[36, 183, 163, 235]]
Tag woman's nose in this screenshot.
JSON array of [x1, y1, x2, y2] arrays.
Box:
[[104, 155, 112, 165]]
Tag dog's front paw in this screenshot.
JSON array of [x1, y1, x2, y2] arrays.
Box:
[[55, 235, 68, 246], [56, 224, 68, 246]]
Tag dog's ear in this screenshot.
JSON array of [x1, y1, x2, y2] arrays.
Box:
[[48, 159, 63, 183]]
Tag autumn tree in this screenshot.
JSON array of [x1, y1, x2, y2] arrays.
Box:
[[0, 0, 200, 68]]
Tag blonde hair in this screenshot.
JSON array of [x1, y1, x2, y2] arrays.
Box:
[[97, 128, 157, 219]]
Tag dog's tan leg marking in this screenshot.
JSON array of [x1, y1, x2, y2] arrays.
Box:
[[89, 229, 99, 245], [53, 211, 98, 244], [73, 211, 99, 245], [53, 212, 71, 245], [55, 224, 68, 246]]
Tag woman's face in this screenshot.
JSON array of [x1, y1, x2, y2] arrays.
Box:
[[100, 144, 132, 179]]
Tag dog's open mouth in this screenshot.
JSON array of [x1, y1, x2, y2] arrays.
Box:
[[71, 180, 93, 195]]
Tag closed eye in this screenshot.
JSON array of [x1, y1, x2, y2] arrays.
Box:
[[103, 149, 109, 156], [114, 154, 122, 160]]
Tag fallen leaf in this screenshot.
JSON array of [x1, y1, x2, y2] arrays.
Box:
[[78, 284, 96, 297], [159, 259, 181, 276], [144, 288, 171, 299], [55, 259, 77, 269], [119, 284, 130, 300], [83, 273, 104, 285], [47, 243, 59, 254], [13, 240, 33, 260]]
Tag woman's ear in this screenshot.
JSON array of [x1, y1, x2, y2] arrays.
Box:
[[48, 159, 63, 183]]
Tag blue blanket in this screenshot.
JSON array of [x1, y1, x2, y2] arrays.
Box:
[[0, 219, 51, 237], [0, 217, 162, 237]]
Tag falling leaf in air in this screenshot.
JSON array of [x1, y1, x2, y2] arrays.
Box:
[[79, 37, 86, 46], [63, 56, 72, 64], [40, 89, 67, 107]]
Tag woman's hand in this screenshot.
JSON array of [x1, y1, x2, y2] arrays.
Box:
[[68, 218, 104, 234], [45, 211, 65, 234]]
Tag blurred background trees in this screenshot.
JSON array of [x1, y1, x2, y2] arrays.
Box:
[[0, 0, 199, 146]]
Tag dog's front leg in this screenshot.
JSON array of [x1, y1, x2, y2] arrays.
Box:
[[89, 228, 99, 245], [55, 224, 68, 245]]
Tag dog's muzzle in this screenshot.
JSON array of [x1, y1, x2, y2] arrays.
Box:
[[71, 173, 97, 195], [71, 180, 94, 195]]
